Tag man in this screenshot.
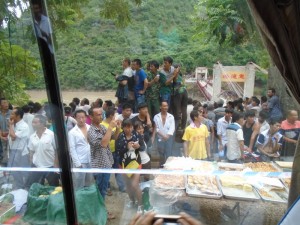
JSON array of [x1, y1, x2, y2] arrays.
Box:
[[131, 103, 152, 146], [258, 110, 270, 134], [22, 104, 35, 136], [267, 88, 283, 121], [217, 108, 233, 157], [280, 110, 300, 156], [172, 64, 188, 129], [115, 58, 134, 113], [116, 103, 138, 121], [132, 59, 148, 110], [250, 97, 261, 116], [159, 56, 180, 106], [32, 0, 53, 53], [182, 110, 210, 159], [243, 110, 260, 152], [226, 112, 245, 163], [153, 102, 175, 166], [214, 99, 226, 123], [87, 107, 120, 199], [0, 99, 12, 164], [8, 107, 30, 188], [145, 60, 160, 118], [26, 115, 59, 189], [68, 109, 93, 189], [256, 119, 283, 161], [100, 107, 124, 193]]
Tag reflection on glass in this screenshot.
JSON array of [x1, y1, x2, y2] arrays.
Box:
[[32, 0, 53, 53]]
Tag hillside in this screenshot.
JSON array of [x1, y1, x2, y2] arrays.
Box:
[[8, 0, 269, 91]]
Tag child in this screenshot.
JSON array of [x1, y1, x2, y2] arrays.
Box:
[[133, 120, 151, 181]]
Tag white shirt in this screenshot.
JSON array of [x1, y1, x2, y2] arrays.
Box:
[[123, 67, 133, 77], [117, 113, 138, 121], [9, 119, 29, 151], [68, 124, 91, 167], [28, 128, 56, 168], [186, 104, 194, 125], [153, 112, 175, 140], [226, 123, 244, 160], [217, 116, 231, 145], [23, 113, 35, 136], [260, 120, 270, 134]]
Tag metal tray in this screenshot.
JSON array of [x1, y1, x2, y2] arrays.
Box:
[[217, 177, 261, 201], [255, 188, 288, 203], [153, 174, 186, 190], [186, 175, 222, 199], [280, 178, 291, 191]]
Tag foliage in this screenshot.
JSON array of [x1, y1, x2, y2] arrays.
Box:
[[1, 0, 271, 96], [0, 41, 39, 105]]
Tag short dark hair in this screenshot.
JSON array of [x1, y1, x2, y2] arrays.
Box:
[[190, 110, 199, 122], [133, 58, 142, 67], [22, 105, 31, 113], [96, 98, 103, 107], [245, 110, 256, 118], [137, 102, 148, 110], [106, 107, 115, 118], [122, 118, 133, 128], [163, 56, 173, 64], [81, 98, 89, 105], [88, 107, 95, 116], [160, 101, 168, 106], [14, 107, 24, 119], [133, 120, 143, 130], [104, 100, 113, 107], [259, 110, 269, 120], [225, 108, 234, 114], [187, 98, 193, 105], [232, 112, 244, 123], [64, 106, 72, 114], [261, 96, 267, 103], [269, 118, 281, 125], [268, 88, 276, 94], [34, 114, 47, 126], [122, 103, 132, 110], [149, 60, 159, 69], [74, 109, 87, 117], [72, 97, 80, 105], [252, 98, 260, 105]]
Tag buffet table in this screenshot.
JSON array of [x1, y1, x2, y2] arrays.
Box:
[[147, 157, 291, 225]]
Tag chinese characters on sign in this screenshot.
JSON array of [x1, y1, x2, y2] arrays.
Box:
[[221, 72, 246, 82]]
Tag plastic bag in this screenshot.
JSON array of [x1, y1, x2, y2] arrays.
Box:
[[23, 183, 55, 225], [47, 184, 107, 225]]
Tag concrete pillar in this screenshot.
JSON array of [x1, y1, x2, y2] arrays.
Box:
[[244, 63, 256, 98], [212, 63, 222, 101]]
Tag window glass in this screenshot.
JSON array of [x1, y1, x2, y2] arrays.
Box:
[[0, 0, 296, 224]]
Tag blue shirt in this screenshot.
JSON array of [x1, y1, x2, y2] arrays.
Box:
[[134, 69, 147, 95]]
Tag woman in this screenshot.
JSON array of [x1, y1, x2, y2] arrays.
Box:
[[116, 119, 143, 213]]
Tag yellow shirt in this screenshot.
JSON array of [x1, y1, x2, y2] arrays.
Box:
[[100, 121, 116, 153], [182, 123, 209, 159]]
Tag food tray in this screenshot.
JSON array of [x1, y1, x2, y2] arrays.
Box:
[[244, 162, 281, 172], [275, 161, 293, 169], [153, 174, 186, 189], [217, 176, 260, 201], [255, 188, 288, 203], [217, 162, 244, 171], [186, 175, 222, 199], [280, 178, 291, 190]]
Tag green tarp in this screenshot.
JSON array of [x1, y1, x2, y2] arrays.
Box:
[[24, 183, 107, 225]]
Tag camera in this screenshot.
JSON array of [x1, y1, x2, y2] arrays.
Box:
[[152, 214, 181, 225]]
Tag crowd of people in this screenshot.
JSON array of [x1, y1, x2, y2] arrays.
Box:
[[0, 56, 300, 219]]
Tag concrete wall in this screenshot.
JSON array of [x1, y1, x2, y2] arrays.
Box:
[[268, 66, 300, 118]]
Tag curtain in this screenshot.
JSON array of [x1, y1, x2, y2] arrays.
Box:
[[247, 0, 300, 207]]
